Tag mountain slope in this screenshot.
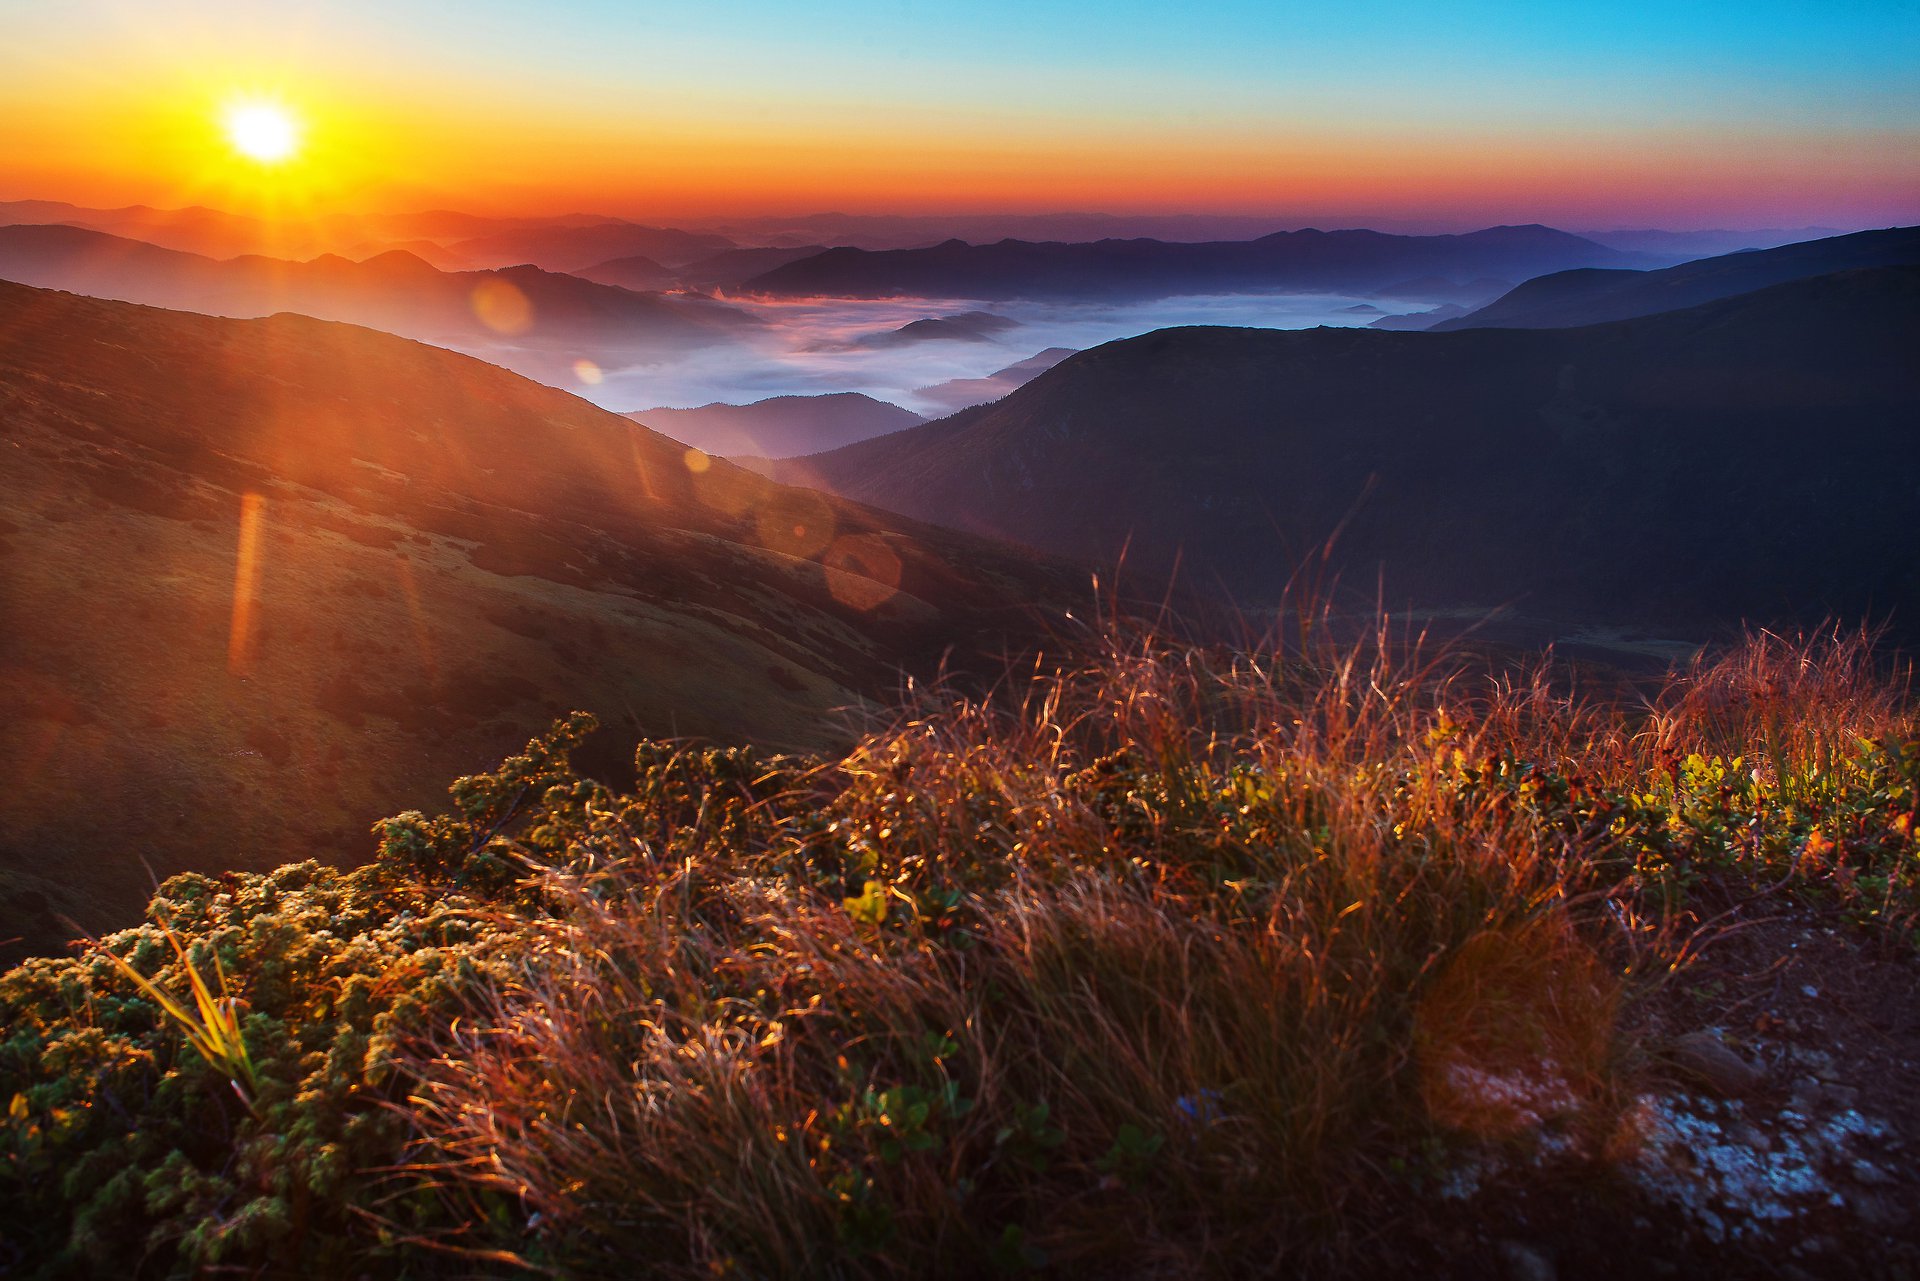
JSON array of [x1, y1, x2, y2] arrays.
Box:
[[743, 225, 1645, 302], [1434, 226, 1920, 330], [0, 281, 1074, 957], [782, 267, 1920, 629]]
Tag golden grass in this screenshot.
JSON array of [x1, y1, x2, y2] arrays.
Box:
[[377, 619, 1915, 1275]]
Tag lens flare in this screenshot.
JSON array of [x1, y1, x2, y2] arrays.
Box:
[[823, 534, 903, 611], [470, 280, 533, 334], [227, 492, 266, 674]]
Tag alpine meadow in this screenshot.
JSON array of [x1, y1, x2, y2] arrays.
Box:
[[2, 2, 1918, 1277]]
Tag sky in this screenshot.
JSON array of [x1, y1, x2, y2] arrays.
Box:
[[2, 0, 1916, 229]]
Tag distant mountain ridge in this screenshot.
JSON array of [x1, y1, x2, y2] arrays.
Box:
[[780, 266, 1920, 632], [0, 198, 637, 261], [913, 348, 1079, 414], [448, 222, 737, 272], [580, 245, 829, 293], [627, 393, 925, 457], [853, 312, 1019, 348], [0, 223, 755, 384], [742, 225, 1649, 301], [1435, 226, 1920, 331]]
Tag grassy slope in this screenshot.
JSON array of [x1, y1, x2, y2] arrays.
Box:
[[2, 624, 1915, 1277]]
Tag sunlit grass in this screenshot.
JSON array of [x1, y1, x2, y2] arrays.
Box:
[[2, 620, 1915, 1276]]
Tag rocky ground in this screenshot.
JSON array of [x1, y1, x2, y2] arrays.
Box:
[[1414, 914, 1920, 1279]]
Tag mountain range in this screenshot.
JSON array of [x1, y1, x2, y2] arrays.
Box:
[[0, 223, 755, 385], [740, 225, 1654, 302]]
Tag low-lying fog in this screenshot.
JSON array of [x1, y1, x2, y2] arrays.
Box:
[[478, 292, 1393, 418]]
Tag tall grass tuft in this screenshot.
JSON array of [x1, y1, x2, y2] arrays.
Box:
[[89, 915, 257, 1104]]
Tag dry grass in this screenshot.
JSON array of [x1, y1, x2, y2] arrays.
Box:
[[381, 620, 1915, 1276]]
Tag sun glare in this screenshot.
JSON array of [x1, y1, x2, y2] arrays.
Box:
[[223, 101, 301, 163]]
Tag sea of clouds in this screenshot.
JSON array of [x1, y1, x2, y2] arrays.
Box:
[[535, 292, 1390, 416]]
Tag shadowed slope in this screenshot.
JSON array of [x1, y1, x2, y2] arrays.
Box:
[[782, 267, 1920, 631]]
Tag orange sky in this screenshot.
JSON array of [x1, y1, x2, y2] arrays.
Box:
[[3, 0, 1915, 229]]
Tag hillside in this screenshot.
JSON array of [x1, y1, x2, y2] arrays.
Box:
[[742, 225, 1646, 301], [0, 281, 1076, 958], [1435, 226, 1920, 331], [781, 266, 1920, 631]]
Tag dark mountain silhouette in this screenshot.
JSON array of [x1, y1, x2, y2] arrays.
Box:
[[914, 347, 1079, 413], [449, 221, 738, 271], [853, 311, 1019, 348], [1435, 226, 1920, 331], [627, 392, 924, 457], [743, 225, 1646, 301], [780, 267, 1920, 633], [0, 280, 1075, 958], [0, 223, 756, 384]]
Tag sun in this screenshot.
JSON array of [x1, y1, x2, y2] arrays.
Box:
[[223, 101, 301, 164]]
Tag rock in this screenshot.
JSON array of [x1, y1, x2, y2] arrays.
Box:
[[1666, 1031, 1764, 1098], [1495, 1239, 1556, 1281]]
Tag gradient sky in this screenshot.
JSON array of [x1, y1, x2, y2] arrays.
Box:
[[2, 0, 1915, 228]]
